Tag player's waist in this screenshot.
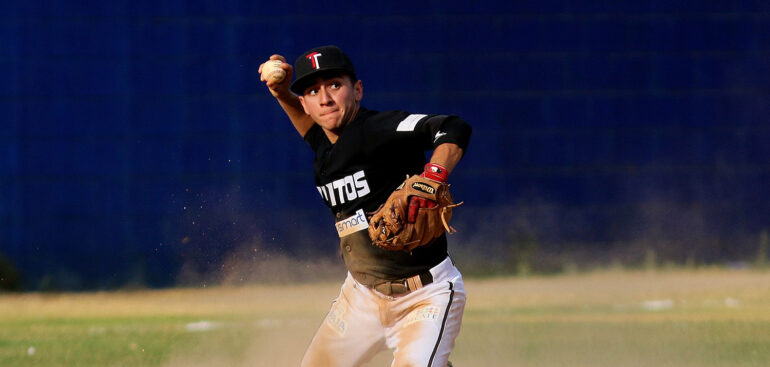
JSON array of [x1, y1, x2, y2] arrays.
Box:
[[368, 256, 456, 296], [371, 271, 433, 296]]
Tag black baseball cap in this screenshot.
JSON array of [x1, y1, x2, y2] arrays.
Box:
[[290, 45, 357, 95]]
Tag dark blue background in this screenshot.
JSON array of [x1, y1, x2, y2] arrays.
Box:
[[2, 1, 769, 289]]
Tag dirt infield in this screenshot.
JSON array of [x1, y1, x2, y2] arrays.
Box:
[[1, 268, 769, 366]]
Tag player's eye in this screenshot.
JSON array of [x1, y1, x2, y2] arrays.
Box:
[[330, 82, 341, 89], [307, 88, 319, 96]]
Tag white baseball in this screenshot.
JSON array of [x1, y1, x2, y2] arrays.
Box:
[[262, 60, 286, 83]]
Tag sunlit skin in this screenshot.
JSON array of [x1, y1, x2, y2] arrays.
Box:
[[298, 75, 363, 143]]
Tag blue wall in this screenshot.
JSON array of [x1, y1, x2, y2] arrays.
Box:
[[2, 1, 769, 289]]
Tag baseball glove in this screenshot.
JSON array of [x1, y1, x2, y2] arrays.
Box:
[[368, 174, 462, 252]]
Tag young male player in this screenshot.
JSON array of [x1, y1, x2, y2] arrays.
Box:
[[259, 45, 471, 366]]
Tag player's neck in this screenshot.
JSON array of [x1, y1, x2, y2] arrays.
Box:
[[324, 129, 340, 144], [322, 104, 361, 144]]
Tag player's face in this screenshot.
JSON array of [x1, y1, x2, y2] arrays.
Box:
[[299, 74, 363, 136]]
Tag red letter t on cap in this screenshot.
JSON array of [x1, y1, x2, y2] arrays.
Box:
[[306, 52, 323, 69]]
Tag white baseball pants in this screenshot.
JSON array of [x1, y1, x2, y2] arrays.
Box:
[[301, 257, 466, 367]]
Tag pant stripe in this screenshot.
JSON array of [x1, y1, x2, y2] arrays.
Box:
[[427, 281, 455, 367]]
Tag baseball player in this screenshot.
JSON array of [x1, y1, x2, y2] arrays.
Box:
[[259, 45, 471, 367]]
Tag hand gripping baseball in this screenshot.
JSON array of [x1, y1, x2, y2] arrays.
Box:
[[259, 55, 293, 98], [368, 164, 463, 252]]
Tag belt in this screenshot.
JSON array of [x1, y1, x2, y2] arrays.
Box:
[[372, 271, 434, 296]]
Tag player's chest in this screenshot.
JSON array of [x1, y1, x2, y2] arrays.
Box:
[[313, 144, 373, 204], [312, 136, 402, 209]]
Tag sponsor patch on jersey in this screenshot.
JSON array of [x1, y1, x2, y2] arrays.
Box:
[[396, 114, 427, 132], [335, 209, 369, 238], [404, 305, 441, 327], [411, 182, 436, 195], [325, 300, 348, 336]]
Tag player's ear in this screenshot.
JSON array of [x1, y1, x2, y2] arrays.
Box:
[[298, 96, 310, 115], [354, 79, 363, 102]]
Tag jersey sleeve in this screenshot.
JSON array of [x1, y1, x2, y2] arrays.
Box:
[[384, 112, 472, 154], [416, 115, 472, 154]]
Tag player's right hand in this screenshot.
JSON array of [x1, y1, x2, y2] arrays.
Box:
[[259, 55, 293, 98]]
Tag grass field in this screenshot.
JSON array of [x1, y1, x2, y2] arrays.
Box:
[[1, 268, 770, 366]]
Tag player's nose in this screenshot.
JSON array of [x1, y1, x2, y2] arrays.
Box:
[[318, 87, 332, 105]]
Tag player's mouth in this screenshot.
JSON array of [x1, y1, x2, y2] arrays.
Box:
[[320, 109, 340, 118]]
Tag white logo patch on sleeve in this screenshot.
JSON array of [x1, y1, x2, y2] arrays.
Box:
[[396, 114, 427, 132], [335, 209, 369, 238]]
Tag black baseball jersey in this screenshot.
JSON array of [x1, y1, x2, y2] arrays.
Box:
[[303, 107, 471, 286]]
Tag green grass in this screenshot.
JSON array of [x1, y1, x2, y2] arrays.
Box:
[[1, 269, 770, 366]]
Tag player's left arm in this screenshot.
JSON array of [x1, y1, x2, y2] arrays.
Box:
[[370, 115, 470, 249]]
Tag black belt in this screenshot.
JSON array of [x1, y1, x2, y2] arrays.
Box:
[[372, 271, 434, 296]]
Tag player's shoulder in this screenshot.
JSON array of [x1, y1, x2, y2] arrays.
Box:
[[358, 108, 406, 121], [359, 108, 433, 128]]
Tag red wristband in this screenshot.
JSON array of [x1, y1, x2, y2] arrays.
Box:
[[421, 163, 449, 182]]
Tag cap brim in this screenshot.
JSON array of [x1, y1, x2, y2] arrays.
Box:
[[290, 68, 356, 95]]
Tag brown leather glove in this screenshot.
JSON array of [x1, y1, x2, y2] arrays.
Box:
[[368, 173, 462, 252]]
